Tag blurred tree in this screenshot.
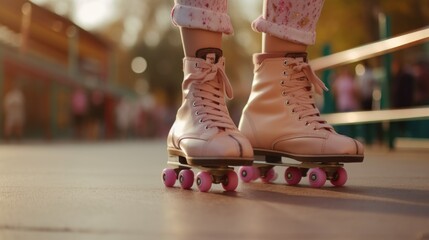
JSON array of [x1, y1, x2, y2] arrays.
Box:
[[31, 0, 429, 107], [132, 28, 183, 107], [313, 0, 429, 57]]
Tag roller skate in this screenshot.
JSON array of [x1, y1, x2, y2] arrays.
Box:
[[238, 53, 364, 188], [162, 48, 253, 192]]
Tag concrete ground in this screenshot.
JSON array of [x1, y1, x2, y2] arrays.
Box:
[[0, 141, 428, 240]]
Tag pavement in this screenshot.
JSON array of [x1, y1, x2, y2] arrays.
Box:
[[0, 141, 428, 240]]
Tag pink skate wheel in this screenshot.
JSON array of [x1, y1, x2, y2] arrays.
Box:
[[261, 168, 276, 183], [196, 171, 212, 192], [162, 168, 177, 187], [239, 166, 255, 183], [308, 168, 326, 188], [284, 167, 302, 185], [222, 171, 239, 191], [330, 167, 348, 187], [178, 169, 194, 189], [251, 166, 260, 180]]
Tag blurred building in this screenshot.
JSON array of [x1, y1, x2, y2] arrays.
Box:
[[0, 0, 126, 139]]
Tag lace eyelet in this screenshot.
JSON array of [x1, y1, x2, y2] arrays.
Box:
[[192, 101, 196, 107], [283, 60, 288, 65], [305, 122, 309, 126], [205, 125, 209, 130], [285, 100, 290, 105], [280, 80, 285, 85], [199, 119, 203, 123], [195, 111, 199, 116], [282, 91, 287, 96], [283, 71, 288, 76]]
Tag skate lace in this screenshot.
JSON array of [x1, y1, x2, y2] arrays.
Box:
[[184, 57, 236, 130], [282, 59, 333, 131]]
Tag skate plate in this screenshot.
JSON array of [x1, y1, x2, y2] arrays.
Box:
[[162, 156, 239, 192]]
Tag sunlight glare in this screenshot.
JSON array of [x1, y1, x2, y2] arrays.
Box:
[[73, 0, 119, 30]]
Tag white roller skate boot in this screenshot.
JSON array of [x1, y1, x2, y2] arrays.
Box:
[[239, 53, 364, 163], [167, 48, 253, 166]]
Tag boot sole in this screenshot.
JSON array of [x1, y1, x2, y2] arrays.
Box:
[[254, 149, 364, 163], [168, 148, 253, 167]]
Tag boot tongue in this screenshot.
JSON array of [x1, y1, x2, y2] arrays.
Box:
[[194, 48, 227, 132], [285, 52, 308, 63], [195, 48, 223, 64]]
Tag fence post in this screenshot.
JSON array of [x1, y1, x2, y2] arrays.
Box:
[[379, 13, 394, 149], [321, 43, 335, 114]]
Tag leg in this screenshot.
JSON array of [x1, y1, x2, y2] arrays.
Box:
[[172, 0, 232, 57], [255, 0, 324, 48], [259, 0, 316, 52], [167, 0, 253, 166], [239, 0, 364, 162], [180, 28, 221, 57]]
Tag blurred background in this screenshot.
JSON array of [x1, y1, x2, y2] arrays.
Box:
[[0, 0, 428, 146]]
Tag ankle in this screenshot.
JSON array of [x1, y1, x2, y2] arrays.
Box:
[[180, 28, 222, 57], [262, 34, 308, 53], [253, 52, 308, 65]]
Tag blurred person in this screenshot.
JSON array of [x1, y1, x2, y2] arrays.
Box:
[[134, 94, 158, 138], [358, 61, 376, 111], [391, 60, 415, 109], [115, 98, 133, 138], [411, 60, 429, 138], [134, 96, 152, 138], [168, 0, 364, 168], [332, 68, 360, 138], [413, 60, 429, 106], [71, 87, 89, 139], [357, 61, 376, 145], [332, 69, 361, 113], [153, 100, 175, 138], [3, 84, 25, 141], [390, 60, 416, 138], [88, 90, 106, 139]]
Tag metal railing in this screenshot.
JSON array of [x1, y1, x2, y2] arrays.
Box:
[[310, 26, 429, 71], [311, 26, 429, 148]]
